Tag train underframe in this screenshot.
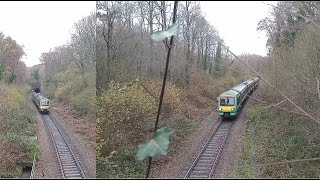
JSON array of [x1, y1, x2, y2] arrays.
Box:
[[219, 111, 238, 119]]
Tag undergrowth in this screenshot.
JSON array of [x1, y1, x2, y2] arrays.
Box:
[[0, 83, 38, 178], [96, 71, 247, 178], [46, 68, 96, 118], [238, 104, 320, 178]]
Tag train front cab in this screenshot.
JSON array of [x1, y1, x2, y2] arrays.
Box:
[[39, 99, 50, 114], [218, 94, 239, 119]]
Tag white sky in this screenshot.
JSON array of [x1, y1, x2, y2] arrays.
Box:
[[200, 1, 278, 57], [0, 1, 95, 67], [0, 1, 277, 67]]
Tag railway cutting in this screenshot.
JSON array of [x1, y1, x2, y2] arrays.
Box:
[[184, 119, 233, 178], [42, 113, 87, 179]]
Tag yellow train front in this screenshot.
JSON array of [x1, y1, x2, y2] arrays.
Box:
[[32, 92, 50, 113]]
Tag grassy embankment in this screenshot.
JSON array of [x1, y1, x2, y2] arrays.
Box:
[[0, 83, 39, 178], [238, 104, 320, 178]]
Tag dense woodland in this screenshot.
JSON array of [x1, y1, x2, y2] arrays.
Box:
[[239, 1, 320, 178], [257, 1, 320, 120], [0, 12, 96, 177], [38, 13, 96, 118], [96, 1, 262, 178], [2, 1, 319, 178], [0, 32, 36, 177], [96, 1, 252, 90], [0, 32, 26, 84]]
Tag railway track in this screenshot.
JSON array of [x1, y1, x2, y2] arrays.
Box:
[[42, 112, 86, 179], [184, 119, 233, 179]]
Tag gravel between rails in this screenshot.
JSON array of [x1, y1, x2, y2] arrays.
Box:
[[150, 110, 221, 178], [49, 110, 96, 178], [30, 98, 96, 178], [211, 91, 257, 178], [31, 102, 61, 178]]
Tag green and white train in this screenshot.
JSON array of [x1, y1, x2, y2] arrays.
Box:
[[217, 77, 260, 118], [32, 91, 50, 113]]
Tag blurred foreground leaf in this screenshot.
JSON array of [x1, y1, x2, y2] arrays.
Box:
[[136, 127, 173, 161], [151, 23, 179, 42]]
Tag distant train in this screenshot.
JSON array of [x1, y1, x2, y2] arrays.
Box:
[[32, 88, 50, 113], [217, 77, 260, 118]]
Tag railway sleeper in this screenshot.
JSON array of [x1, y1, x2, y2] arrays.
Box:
[[200, 155, 216, 158], [62, 163, 78, 166], [60, 158, 75, 161], [202, 153, 217, 157], [64, 172, 82, 176], [201, 155, 217, 160], [205, 148, 220, 151], [194, 166, 211, 170], [191, 170, 209, 174], [189, 174, 208, 178], [65, 170, 82, 174], [197, 159, 213, 163], [205, 147, 220, 150], [64, 168, 80, 171]]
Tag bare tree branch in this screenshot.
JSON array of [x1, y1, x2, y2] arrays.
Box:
[[262, 2, 320, 30]]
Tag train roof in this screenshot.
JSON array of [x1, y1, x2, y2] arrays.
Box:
[[221, 89, 239, 96], [243, 79, 255, 84], [231, 83, 247, 92], [33, 92, 49, 101], [220, 77, 258, 97], [252, 77, 259, 81]]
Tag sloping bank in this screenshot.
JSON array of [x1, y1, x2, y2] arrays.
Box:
[[238, 104, 320, 178], [0, 83, 39, 178]]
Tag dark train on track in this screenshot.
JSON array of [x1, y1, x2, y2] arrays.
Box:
[[32, 88, 50, 113], [217, 77, 260, 119]]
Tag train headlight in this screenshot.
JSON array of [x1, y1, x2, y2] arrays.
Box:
[[231, 107, 234, 111], [219, 107, 222, 111]]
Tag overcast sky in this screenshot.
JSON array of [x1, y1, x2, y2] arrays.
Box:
[[0, 1, 277, 67], [0, 1, 95, 67], [200, 1, 278, 57]]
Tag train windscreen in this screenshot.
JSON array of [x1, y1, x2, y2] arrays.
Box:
[[41, 100, 49, 106], [220, 97, 235, 106]]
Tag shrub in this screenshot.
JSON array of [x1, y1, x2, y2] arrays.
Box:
[[145, 80, 183, 116], [97, 81, 157, 158], [70, 86, 96, 117], [0, 83, 37, 178]]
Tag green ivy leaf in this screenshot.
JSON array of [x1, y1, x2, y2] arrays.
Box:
[[151, 23, 179, 42], [127, 81, 134, 87], [136, 127, 173, 161], [127, 79, 139, 87]]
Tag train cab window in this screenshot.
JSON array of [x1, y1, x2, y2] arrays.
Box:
[[237, 97, 240, 105], [220, 97, 235, 106], [41, 101, 49, 106]]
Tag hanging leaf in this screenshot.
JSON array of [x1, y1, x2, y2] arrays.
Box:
[[151, 23, 179, 42], [136, 127, 173, 161], [166, 23, 179, 37], [127, 79, 139, 87], [127, 81, 134, 87]]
